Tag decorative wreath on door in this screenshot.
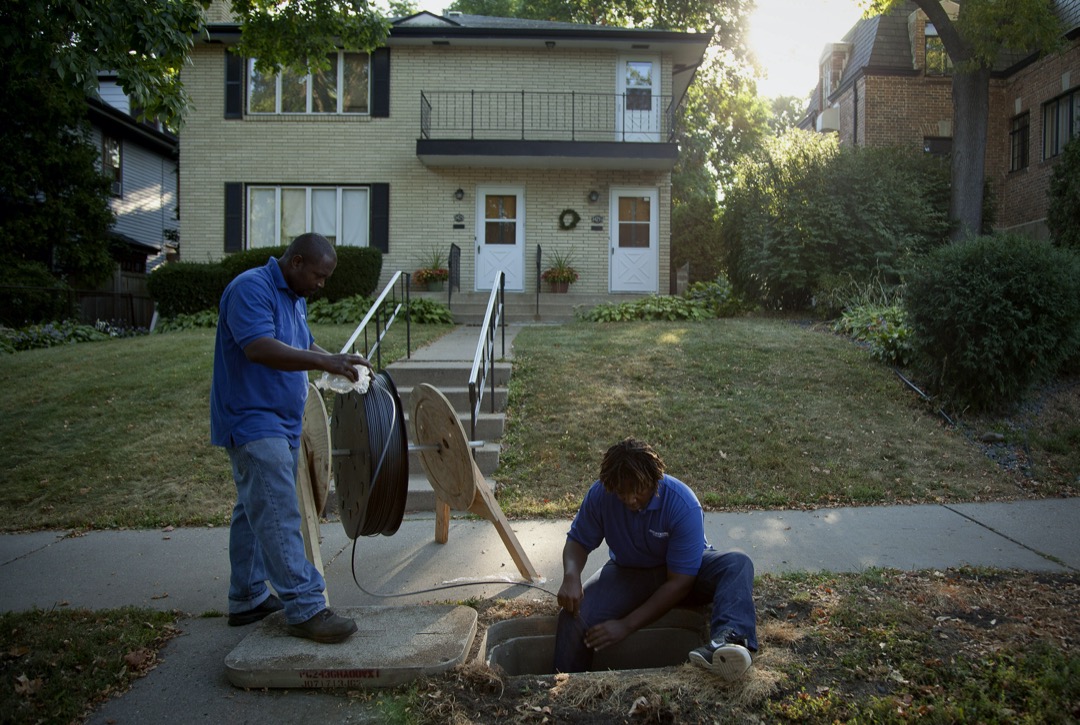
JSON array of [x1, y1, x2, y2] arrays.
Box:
[[558, 208, 581, 230]]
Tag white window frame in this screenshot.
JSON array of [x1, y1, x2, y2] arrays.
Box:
[[246, 185, 370, 249], [247, 51, 371, 116], [102, 135, 122, 197]]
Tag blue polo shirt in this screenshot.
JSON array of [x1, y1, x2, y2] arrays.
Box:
[[566, 474, 708, 576], [210, 258, 313, 448]]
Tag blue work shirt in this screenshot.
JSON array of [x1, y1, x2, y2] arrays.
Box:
[[210, 258, 313, 448], [566, 474, 709, 576]]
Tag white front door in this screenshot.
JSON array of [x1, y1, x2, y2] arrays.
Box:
[[609, 188, 659, 293], [475, 186, 524, 291], [616, 55, 661, 142]]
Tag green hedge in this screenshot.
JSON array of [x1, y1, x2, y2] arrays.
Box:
[[1047, 136, 1080, 249], [905, 234, 1080, 411], [148, 246, 383, 317]]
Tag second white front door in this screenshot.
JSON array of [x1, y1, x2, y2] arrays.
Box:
[[475, 186, 524, 292], [609, 187, 659, 293]]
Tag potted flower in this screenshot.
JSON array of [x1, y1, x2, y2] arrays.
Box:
[[542, 249, 579, 293], [413, 247, 450, 291]]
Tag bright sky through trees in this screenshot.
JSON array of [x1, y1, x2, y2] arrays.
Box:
[[411, 0, 865, 99]]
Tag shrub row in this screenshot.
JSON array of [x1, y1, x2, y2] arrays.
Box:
[[147, 246, 383, 317]]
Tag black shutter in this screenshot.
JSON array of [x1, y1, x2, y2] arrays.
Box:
[[225, 51, 243, 119], [371, 48, 390, 118], [224, 183, 243, 252], [370, 183, 389, 253]]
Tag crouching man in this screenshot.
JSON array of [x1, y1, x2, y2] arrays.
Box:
[[553, 437, 758, 680]]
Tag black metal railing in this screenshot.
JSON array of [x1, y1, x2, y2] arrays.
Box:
[[337, 271, 411, 370], [468, 271, 506, 440], [535, 244, 542, 318], [420, 91, 676, 143], [448, 242, 460, 307]]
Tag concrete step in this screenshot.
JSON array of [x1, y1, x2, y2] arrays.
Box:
[[396, 385, 508, 415], [405, 472, 501, 513], [408, 440, 501, 479], [385, 360, 512, 388], [402, 410, 505, 441]]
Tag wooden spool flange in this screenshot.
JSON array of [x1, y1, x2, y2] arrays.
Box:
[[409, 383, 539, 582]]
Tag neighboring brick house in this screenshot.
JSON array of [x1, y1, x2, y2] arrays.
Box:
[[180, 7, 710, 298], [801, 0, 1080, 240]]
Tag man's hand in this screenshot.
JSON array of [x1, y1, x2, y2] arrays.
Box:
[[322, 352, 371, 381], [584, 619, 631, 651], [557, 574, 583, 616]]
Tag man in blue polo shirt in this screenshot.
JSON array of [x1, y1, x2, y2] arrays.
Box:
[[554, 437, 758, 680], [211, 233, 369, 643]]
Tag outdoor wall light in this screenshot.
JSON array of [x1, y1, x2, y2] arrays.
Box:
[[588, 190, 600, 203], [545, 41, 556, 49], [454, 188, 464, 200]]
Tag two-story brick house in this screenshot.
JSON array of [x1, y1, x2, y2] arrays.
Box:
[[180, 7, 710, 300], [801, 0, 1080, 240]]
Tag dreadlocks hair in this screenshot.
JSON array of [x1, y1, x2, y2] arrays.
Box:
[[599, 437, 666, 496]]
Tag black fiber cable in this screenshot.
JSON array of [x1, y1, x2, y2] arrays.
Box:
[[347, 371, 408, 537]]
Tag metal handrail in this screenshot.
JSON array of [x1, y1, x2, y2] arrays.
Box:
[[448, 242, 460, 307], [467, 271, 506, 440], [337, 271, 412, 370], [535, 244, 542, 318]]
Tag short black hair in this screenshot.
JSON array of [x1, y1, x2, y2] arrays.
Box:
[[598, 437, 665, 496]]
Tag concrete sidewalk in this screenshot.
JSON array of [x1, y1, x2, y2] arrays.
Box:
[[2, 499, 1077, 618]]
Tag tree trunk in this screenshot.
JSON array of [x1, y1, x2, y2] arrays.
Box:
[[949, 66, 991, 242]]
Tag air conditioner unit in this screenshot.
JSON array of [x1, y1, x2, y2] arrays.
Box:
[[816, 107, 840, 132]]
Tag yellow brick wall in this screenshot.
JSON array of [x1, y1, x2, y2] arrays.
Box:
[[179, 42, 673, 293]]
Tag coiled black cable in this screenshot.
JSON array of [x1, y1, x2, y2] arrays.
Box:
[[344, 371, 408, 538]]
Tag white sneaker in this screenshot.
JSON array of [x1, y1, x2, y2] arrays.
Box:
[[689, 639, 752, 681]]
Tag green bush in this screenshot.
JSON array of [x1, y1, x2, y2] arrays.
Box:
[[580, 295, 711, 322], [220, 245, 382, 302], [153, 309, 219, 333], [407, 298, 455, 325], [905, 234, 1080, 411], [0, 320, 108, 353], [149, 246, 384, 318], [146, 262, 229, 318], [833, 303, 913, 367], [1047, 136, 1080, 249], [684, 273, 750, 317], [721, 130, 950, 309], [0, 260, 74, 326]]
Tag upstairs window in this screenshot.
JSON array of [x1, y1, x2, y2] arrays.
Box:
[[1010, 112, 1030, 171], [102, 136, 122, 196], [248, 52, 370, 115], [1043, 88, 1079, 160], [925, 24, 952, 76]]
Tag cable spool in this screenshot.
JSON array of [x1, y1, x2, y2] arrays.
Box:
[[332, 370, 409, 538]]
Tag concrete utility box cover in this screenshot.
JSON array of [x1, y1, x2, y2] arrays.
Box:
[[225, 605, 477, 689]]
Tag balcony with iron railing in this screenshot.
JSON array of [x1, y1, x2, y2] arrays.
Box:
[[416, 90, 680, 170]]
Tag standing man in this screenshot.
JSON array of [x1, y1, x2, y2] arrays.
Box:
[[554, 437, 758, 680], [211, 233, 369, 643]]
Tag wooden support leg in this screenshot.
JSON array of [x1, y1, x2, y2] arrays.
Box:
[[435, 494, 450, 544], [466, 464, 540, 582], [296, 443, 328, 604]]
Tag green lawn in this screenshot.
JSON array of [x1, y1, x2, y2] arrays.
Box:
[[0, 317, 1068, 531]]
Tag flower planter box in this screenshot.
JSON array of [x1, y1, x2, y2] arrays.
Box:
[[548, 281, 570, 293]]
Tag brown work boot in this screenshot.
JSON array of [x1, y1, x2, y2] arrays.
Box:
[[286, 608, 358, 644]]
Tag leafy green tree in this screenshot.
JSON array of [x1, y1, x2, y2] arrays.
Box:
[[767, 94, 809, 136], [721, 129, 951, 308], [862, 0, 1063, 241], [0, 0, 389, 319], [1046, 136, 1080, 249]]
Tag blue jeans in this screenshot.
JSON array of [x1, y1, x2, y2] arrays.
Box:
[[554, 549, 757, 673], [227, 438, 326, 625]]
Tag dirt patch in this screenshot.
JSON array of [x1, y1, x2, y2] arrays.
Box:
[[405, 568, 1080, 723]]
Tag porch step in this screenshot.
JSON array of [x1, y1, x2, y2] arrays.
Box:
[[386, 361, 512, 389]]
